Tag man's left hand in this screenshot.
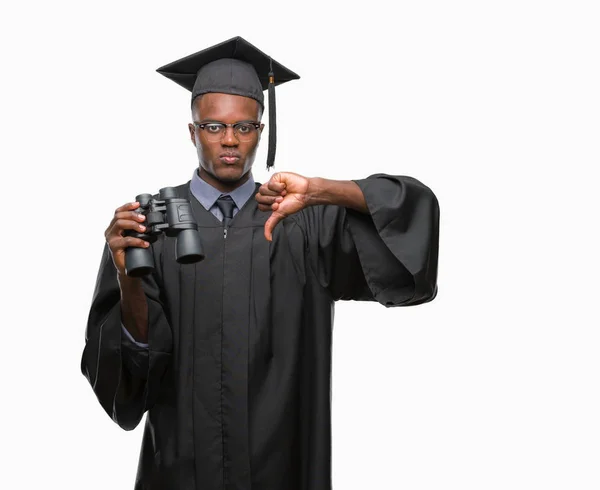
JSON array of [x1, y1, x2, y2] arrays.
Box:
[[256, 172, 310, 241]]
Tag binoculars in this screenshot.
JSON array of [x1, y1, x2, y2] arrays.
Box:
[[124, 187, 205, 277]]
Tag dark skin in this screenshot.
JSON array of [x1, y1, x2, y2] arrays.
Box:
[[188, 93, 264, 193], [105, 92, 368, 342]]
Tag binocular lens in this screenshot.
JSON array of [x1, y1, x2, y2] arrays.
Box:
[[176, 229, 205, 264], [125, 247, 155, 277]]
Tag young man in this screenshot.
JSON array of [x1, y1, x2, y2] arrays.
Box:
[[82, 36, 439, 490]]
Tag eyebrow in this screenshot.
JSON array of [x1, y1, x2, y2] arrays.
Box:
[[195, 119, 260, 124]]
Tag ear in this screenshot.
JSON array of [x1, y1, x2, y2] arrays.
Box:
[[188, 123, 197, 146], [257, 123, 265, 144]]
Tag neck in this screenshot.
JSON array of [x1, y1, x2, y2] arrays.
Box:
[[198, 167, 251, 193]]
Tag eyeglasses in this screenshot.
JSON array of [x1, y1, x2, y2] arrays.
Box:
[[193, 121, 261, 142]]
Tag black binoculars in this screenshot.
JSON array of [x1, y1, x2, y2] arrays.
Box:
[[124, 187, 205, 277]]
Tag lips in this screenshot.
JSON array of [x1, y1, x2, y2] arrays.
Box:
[[219, 153, 241, 164], [221, 156, 240, 164]]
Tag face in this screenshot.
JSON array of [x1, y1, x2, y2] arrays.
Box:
[[188, 93, 264, 185]]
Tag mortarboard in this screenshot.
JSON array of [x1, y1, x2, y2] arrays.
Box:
[[156, 36, 300, 170]]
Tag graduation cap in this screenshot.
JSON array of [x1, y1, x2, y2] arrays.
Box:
[[156, 36, 300, 170]]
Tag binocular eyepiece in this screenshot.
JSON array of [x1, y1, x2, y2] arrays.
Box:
[[124, 187, 204, 277]]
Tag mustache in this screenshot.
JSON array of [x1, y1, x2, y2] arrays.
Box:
[[219, 151, 242, 158]]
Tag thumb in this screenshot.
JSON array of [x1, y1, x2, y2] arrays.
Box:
[[264, 211, 285, 241]]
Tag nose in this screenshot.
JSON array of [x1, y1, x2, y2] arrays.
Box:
[[221, 126, 239, 146]]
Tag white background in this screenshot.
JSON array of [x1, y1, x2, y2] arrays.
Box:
[[1, 1, 599, 488]]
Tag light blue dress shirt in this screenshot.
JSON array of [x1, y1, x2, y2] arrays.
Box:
[[189, 168, 256, 221], [121, 170, 257, 348]]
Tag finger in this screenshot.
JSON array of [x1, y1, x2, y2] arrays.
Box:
[[107, 219, 147, 239], [114, 201, 141, 214], [264, 211, 285, 241], [257, 186, 282, 197], [107, 204, 144, 238], [267, 180, 286, 193], [115, 218, 147, 234], [109, 236, 150, 252], [257, 204, 271, 212], [114, 210, 146, 222], [255, 194, 284, 205]]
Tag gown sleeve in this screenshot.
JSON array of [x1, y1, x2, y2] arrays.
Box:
[[80, 241, 173, 430], [292, 174, 439, 306]]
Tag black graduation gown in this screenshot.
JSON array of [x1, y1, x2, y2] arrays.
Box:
[[81, 173, 439, 490]]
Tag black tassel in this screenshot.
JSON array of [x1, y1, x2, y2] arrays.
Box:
[[266, 58, 276, 170]]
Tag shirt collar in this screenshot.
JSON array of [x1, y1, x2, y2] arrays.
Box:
[[190, 168, 256, 211]]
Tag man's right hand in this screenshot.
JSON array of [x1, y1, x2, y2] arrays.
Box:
[[105, 201, 150, 276]]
